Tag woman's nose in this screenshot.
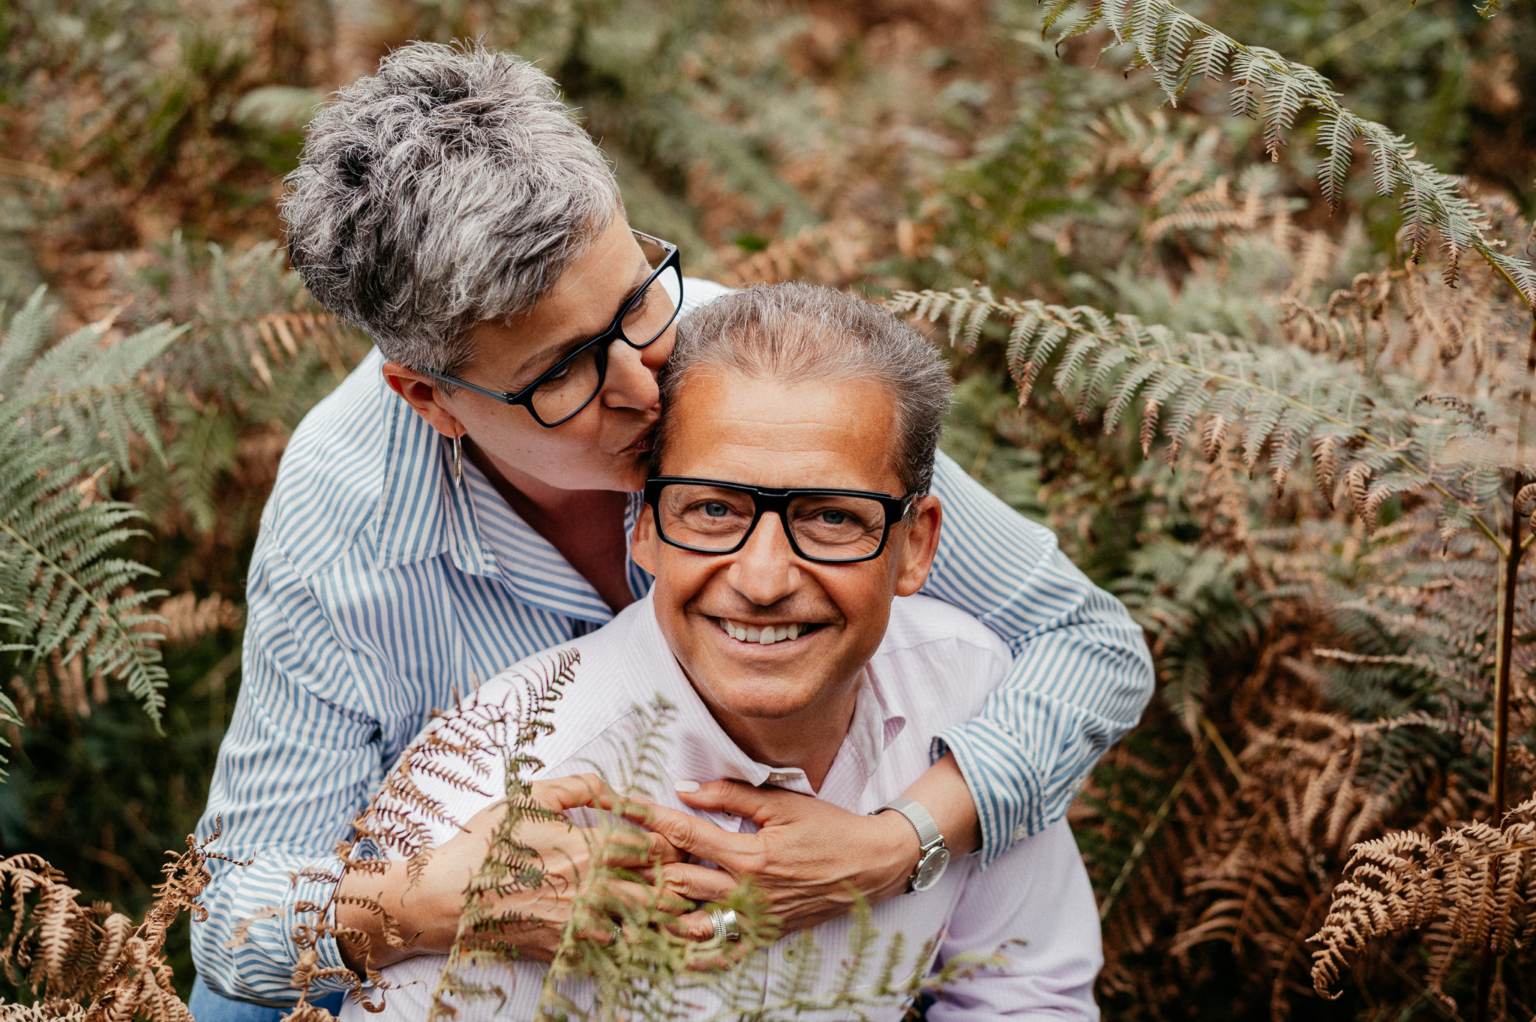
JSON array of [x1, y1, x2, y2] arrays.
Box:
[[600, 338, 662, 411]]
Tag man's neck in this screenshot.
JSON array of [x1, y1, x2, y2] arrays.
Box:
[[464, 440, 636, 612], [696, 676, 865, 793]]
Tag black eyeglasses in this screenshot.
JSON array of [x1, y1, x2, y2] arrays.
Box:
[[422, 231, 683, 428], [643, 477, 917, 564]]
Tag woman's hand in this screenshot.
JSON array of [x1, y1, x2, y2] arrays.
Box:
[[335, 774, 690, 972], [631, 753, 983, 940], [628, 783, 923, 940]]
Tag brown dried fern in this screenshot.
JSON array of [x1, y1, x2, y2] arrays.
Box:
[[0, 824, 245, 1020], [1311, 795, 1536, 1002]]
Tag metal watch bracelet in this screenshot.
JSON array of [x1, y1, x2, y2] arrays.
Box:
[[871, 796, 951, 892]]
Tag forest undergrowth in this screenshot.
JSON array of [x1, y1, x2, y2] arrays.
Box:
[[1, 0, 1535, 1017]]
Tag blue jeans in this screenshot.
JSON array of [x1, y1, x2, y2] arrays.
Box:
[[189, 977, 345, 1021]]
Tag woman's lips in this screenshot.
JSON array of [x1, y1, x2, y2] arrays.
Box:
[[622, 424, 656, 453]]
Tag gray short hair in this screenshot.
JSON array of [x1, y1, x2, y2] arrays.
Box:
[[281, 40, 622, 375], [657, 283, 953, 495]]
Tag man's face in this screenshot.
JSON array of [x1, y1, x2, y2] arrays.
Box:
[[383, 214, 673, 495], [632, 371, 942, 738]]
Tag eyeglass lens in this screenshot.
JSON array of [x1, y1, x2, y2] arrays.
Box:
[[655, 483, 891, 561], [527, 244, 680, 425]]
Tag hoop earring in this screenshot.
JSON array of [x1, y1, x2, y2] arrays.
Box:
[[451, 434, 464, 486]]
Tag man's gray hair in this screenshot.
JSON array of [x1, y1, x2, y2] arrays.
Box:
[[282, 40, 622, 376], [657, 283, 953, 495]]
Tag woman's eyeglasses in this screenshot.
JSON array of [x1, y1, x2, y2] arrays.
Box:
[[422, 230, 682, 428]]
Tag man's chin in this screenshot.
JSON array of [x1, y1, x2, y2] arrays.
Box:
[[693, 672, 821, 722]]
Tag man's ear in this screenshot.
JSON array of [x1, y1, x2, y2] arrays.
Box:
[[893, 495, 942, 597], [631, 504, 659, 577], [381, 361, 466, 439]]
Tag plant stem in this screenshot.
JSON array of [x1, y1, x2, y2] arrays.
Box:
[[1478, 315, 1536, 1022], [1498, 314, 1536, 823], [1098, 738, 1206, 922], [1493, 476, 1521, 824]]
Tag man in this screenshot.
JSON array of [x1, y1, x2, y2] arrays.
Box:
[[190, 40, 1149, 1017], [349, 284, 1102, 1020]]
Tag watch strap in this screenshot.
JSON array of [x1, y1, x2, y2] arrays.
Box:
[[873, 796, 944, 852]]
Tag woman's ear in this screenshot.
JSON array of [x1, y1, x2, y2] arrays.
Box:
[[382, 361, 467, 439], [893, 495, 943, 597], [631, 505, 659, 577]]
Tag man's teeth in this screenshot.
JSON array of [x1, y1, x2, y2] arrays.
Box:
[[718, 619, 805, 645]]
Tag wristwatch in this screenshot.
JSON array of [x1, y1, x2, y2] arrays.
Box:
[[871, 796, 950, 892]]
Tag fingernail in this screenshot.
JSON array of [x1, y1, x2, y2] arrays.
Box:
[[674, 780, 700, 793]]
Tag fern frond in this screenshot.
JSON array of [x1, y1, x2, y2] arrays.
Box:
[[1036, 0, 1536, 311], [1311, 795, 1536, 998], [891, 287, 1478, 517], [0, 293, 175, 725]]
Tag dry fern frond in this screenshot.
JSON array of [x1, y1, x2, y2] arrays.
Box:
[[716, 219, 875, 289], [139, 593, 242, 646], [0, 824, 244, 1019], [1311, 795, 1536, 1001]]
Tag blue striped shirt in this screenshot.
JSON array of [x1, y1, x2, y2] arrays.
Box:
[[191, 282, 1153, 1005]]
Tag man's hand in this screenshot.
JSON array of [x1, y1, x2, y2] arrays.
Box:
[[627, 753, 983, 940], [627, 783, 922, 941], [336, 774, 690, 972]]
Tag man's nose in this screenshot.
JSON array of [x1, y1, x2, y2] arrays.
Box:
[[728, 513, 802, 607], [600, 323, 674, 412]]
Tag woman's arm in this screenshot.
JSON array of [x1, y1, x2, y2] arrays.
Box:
[[192, 547, 388, 1003], [921, 451, 1154, 861], [197, 551, 693, 1000]]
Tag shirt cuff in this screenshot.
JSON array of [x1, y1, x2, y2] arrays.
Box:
[[294, 867, 353, 996], [933, 718, 1045, 869]]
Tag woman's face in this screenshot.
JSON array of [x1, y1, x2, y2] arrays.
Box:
[[382, 214, 677, 497]]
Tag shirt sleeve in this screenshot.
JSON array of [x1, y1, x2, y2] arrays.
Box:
[[928, 820, 1103, 1020], [922, 451, 1154, 865], [191, 543, 380, 1004]]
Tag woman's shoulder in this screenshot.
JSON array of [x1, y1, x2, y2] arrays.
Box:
[[258, 349, 432, 574]]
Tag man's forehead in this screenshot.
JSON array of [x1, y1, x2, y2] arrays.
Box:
[[660, 372, 903, 491]]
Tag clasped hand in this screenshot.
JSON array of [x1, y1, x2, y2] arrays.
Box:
[[336, 774, 919, 971]]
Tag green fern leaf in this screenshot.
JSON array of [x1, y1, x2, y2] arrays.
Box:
[[1316, 114, 1360, 213], [0, 293, 176, 727]]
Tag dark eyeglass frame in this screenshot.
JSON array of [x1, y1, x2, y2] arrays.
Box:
[[420, 230, 683, 428], [642, 476, 918, 565]]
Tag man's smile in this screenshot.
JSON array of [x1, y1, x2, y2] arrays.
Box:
[[712, 617, 829, 646]]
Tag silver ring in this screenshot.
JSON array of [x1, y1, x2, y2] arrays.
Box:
[[708, 907, 740, 942]]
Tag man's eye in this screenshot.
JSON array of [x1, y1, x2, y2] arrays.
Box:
[[702, 501, 730, 518], [819, 509, 849, 525]]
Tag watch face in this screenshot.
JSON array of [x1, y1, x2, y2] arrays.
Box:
[[911, 846, 951, 892]]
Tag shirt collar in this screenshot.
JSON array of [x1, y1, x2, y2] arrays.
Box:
[[370, 372, 651, 621], [374, 377, 464, 571]]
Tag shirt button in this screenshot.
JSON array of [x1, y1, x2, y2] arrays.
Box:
[[1013, 825, 1029, 842], [767, 772, 789, 783]]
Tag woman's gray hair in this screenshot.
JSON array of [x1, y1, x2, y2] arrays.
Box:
[[282, 40, 622, 376], [657, 283, 953, 495]]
